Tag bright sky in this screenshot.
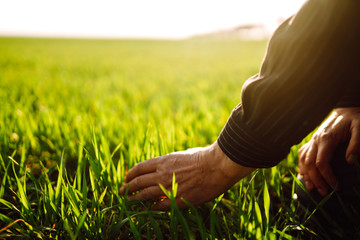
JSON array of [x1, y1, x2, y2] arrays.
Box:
[[0, 0, 306, 39]]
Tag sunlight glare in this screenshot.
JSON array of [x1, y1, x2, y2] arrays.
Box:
[[0, 0, 306, 38]]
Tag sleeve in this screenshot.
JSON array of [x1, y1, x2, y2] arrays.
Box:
[[335, 82, 360, 108], [217, 0, 360, 168]]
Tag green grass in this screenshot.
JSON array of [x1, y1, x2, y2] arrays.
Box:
[[0, 37, 332, 239]]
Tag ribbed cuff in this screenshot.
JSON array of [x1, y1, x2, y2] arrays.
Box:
[[217, 104, 290, 168]]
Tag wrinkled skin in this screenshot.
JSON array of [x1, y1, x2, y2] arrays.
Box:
[[120, 141, 255, 210], [298, 108, 360, 196]]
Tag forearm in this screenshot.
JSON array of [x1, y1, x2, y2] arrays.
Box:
[[218, 0, 360, 168]]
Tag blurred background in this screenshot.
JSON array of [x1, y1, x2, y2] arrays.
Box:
[[0, 0, 305, 40]]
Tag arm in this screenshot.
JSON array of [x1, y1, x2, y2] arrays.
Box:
[[121, 0, 360, 209], [218, 0, 360, 168]]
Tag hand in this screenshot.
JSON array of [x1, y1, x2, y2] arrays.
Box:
[[120, 141, 255, 211], [298, 108, 360, 196]]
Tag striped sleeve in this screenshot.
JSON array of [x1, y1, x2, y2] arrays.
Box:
[[217, 0, 360, 168], [335, 81, 360, 108]]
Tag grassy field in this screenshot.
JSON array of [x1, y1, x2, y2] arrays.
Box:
[[0, 37, 339, 239]]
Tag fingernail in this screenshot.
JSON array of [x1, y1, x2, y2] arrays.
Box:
[[348, 154, 359, 164]]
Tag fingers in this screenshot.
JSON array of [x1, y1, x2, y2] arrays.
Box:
[[298, 143, 310, 175], [307, 167, 328, 196], [346, 123, 360, 164], [120, 173, 161, 195], [151, 197, 188, 211], [125, 157, 160, 183], [151, 198, 171, 211], [305, 145, 329, 195], [303, 174, 314, 190], [315, 139, 338, 188], [299, 141, 330, 196], [304, 142, 317, 167], [127, 186, 165, 201], [127, 185, 192, 211], [127, 190, 188, 211]]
